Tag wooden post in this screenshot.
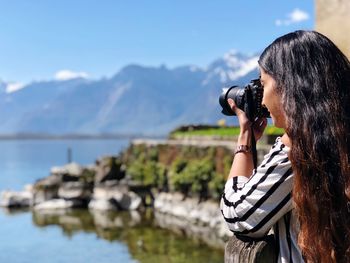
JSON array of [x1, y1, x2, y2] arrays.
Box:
[[67, 147, 72, 163], [225, 235, 277, 263]]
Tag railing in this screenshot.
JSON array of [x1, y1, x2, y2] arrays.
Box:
[[225, 234, 277, 263]]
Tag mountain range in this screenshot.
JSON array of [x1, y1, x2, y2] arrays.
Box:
[[0, 51, 260, 136]]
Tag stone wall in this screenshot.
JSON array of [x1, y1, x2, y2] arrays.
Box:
[[316, 0, 350, 58]]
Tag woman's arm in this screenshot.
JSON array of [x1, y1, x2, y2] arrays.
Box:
[[226, 98, 267, 180], [221, 138, 293, 238], [221, 99, 292, 238]]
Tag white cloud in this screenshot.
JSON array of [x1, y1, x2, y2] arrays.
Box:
[[275, 8, 309, 26], [6, 82, 25, 93], [54, 70, 89, 81]]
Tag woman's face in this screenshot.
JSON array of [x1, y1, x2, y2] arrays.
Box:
[[260, 67, 287, 129]]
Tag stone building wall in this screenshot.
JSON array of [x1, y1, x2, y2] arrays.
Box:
[[316, 0, 350, 58]]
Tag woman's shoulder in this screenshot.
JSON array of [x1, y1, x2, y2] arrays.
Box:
[[271, 136, 289, 153], [280, 133, 291, 148]]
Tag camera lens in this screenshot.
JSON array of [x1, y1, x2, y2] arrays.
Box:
[[219, 86, 245, 116], [219, 79, 270, 121]]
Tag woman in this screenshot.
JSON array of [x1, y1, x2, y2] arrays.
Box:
[[221, 30, 350, 263]]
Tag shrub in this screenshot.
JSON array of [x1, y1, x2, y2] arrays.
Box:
[[169, 157, 216, 199], [126, 144, 232, 200], [208, 173, 226, 200], [168, 157, 190, 194], [126, 150, 166, 189]]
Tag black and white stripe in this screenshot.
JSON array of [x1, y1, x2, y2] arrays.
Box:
[[274, 211, 304, 263], [220, 137, 303, 262]]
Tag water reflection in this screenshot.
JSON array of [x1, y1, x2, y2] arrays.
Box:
[[5, 208, 224, 263]]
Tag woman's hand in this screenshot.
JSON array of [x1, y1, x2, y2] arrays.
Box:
[[227, 98, 267, 141]]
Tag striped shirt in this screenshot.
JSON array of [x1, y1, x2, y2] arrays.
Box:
[[220, 137, 304, 263]]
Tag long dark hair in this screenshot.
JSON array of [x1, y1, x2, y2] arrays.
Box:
[[258, 30, 350, 262]]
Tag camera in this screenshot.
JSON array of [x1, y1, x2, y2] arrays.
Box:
[[219, 79, 270, 121]]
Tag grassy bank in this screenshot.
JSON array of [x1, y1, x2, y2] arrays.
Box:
[[170, 125, 284, 137]]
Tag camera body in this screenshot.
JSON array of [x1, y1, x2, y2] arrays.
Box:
[[219, 79, 270, 121]]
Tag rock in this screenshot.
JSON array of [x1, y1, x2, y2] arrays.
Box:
[[32, 189, 58, 205], [92, 185, 125, 200], [116, 191, 142, 210], [88, 199, 118, 211], [0, 190, 32, 207], [33, 163, 95, 206], [218, 219, 233, 239], [33, 174, 62, 204], [94, 156, 125, 185], [50, 162, 96, 183], [34, 199, 83, 210], [34, 174, 63, 189], [51, 162, 84, 177], [58, 181, 92, 200], [154, 192, 195, 217], [154, 191, 231, 242], [89, 185, 142, 211], [192, 200, 222, 226], [154, 192, 185, 214]]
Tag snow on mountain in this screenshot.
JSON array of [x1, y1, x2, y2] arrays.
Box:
[[54, 70, 90, 81], [6, 82, 25, 93], [203, 50, 259, 85]]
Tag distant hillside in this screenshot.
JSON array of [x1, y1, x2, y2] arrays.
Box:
[[0, 51, 260, 136]]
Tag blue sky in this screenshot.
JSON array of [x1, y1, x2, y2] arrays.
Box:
[[0, 0, 314, 86]]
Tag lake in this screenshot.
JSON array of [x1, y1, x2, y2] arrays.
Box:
[[0, 139, 224, 263]]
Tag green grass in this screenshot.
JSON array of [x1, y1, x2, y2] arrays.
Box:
[[264, 126, 285, 135], [171, 125, 284, 137]]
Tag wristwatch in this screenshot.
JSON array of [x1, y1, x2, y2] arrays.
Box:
[[234, 145, 251, 155]]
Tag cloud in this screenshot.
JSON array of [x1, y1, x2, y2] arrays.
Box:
[[54, 70, 89, 81], [6, 82, 25, 93], [275, 8, 310, 26]]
